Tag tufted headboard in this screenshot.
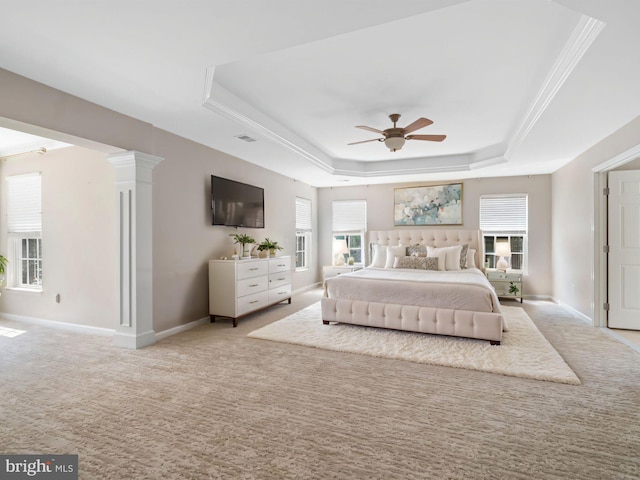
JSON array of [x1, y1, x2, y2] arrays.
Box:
[[368, 229, 484, 269]]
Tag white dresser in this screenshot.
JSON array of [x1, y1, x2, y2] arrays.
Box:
[[208, 256, 292, 327]]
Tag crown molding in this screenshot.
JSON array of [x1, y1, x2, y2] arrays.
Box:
[[506, 14, 605, 159], [202, 68, 335, 174]]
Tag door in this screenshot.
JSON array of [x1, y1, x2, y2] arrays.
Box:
[[608, 170, 640, 329]]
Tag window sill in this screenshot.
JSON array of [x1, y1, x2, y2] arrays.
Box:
[[4, 287, 43, 294]]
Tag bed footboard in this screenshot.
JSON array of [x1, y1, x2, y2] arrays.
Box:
[[321, 297, 503, 344]]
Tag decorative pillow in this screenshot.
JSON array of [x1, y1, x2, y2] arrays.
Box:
[[466, 248, 477, 269], [424, 257, 439, 271], [384, 245, 408, 269], [406, 245, 428, 257], [427, 245, 463, 271], [393, 256, 428, 269], [370, 244, 387, 268], [425, 248, 447, 271], [459, 244, 469, 269]]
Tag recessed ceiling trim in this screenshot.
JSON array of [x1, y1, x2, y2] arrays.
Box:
[[506, 13, 605, 159], [203, 68, 336, 174], [203, 69, 511, 178]]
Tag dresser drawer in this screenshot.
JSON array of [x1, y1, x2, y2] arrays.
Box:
[[269, 284, 291, 303], [237, 290, 269, 316], [269, 271, 291, 289], [237, 275, 268, 297], [269, 257, 290, 274], [237, 261, 268, 280]]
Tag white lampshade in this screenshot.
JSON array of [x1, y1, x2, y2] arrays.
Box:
[[495, 241, 511, 257], [495, 241, 511, 271], [384, 136, 405, 152], [333, 239, 349, 266]]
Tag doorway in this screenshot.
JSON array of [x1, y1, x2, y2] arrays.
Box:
[[593, 144, 640, 341]]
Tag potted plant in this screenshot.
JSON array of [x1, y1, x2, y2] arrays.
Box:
[[229, 233, 255, 258], [509, 281, 520, 296], [0, 255, 8, 288], [257, 238, 283, 258]]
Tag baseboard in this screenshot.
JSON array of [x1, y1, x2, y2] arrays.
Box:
[[0, 312, 114, 336], [523, 294, 554, 301], [155, 316, 209, 341], [293, 282, 323, 296], [113, 330, 156, 349], [602, 329, 640, 354], [549, 297, 593, 324]]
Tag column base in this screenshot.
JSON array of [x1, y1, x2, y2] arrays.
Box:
[[113, 330, 156, 349]]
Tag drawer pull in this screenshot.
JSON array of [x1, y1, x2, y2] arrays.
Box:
[[249, 284, 259, 287], [249, 267, 259, 271], [249, 300, 259, 304], [277, 264, 286, 267], [277, 277, 285, 281], [278, 291, 287, 295]]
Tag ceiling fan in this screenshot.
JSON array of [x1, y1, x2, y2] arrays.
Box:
[[348, 113, 446, 152]]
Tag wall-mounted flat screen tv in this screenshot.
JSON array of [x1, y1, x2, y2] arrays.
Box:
[[211, 175, 265, 228]]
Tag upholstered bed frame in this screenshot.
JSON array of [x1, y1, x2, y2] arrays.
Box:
[[321, 229, 505, 345]]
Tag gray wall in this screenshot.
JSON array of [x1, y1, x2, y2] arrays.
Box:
[[0, 68, 319, 332], [318, 174, 552, 297], [551, 115, 640, 319], [0, 146, 117, 328]]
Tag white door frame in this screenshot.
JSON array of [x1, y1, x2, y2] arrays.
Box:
[[592, 143, 640, 327]]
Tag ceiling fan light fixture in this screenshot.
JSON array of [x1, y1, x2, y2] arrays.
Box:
[[384, 136, 405, 152]]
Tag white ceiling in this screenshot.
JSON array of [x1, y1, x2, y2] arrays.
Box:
[[1, 0, 639, 187]]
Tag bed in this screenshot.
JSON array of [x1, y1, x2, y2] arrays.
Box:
[[321, 229, 505, 345]]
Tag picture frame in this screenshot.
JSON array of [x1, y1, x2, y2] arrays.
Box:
[[394, 183, 463, 226]]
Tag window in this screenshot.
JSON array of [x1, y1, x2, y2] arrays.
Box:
[[6, 173, 42, 289], [295, 197, 312, 270], [332, 200, 367, 266], [480, 194, 527, 271]]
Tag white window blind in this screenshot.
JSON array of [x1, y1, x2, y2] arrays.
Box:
[[7, 173, 42, 233], [295, 197, 312, 231], [332, 200, 366, 232], [480, 195, 527, 234]]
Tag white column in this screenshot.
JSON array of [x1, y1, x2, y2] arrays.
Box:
[[107, 151, 163, 349]]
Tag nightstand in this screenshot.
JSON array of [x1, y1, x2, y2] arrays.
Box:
[[486, 270, 523, 303], [323, 265, 362, 282]]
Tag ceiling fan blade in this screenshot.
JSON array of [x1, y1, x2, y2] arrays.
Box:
[[403, 117, 433, 134], [406, 134, 446, 142], [348, 138, 384, 145], [355, 125, 385, 135]]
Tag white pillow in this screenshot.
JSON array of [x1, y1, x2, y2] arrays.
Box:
[[370, 244, 386, 268], [466, 248, 477, 269], [384, 245, 407, 269], [427, 245, 463, 271], [427, 251, 446, 271]]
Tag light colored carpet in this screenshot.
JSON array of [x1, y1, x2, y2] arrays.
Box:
[[2, 291, 639, 479], [248, 303, 581, 385]]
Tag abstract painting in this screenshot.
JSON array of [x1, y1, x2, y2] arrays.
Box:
[[394, 183, 462, 226]]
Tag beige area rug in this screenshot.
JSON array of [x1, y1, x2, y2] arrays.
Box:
[[248, 302, 581, 385]]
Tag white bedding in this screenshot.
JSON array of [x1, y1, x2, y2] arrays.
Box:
[[324, 267, 502, 314]]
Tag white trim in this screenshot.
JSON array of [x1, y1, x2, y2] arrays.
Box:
[[113, 330, 156, 349], [0, 312, 114, 336], [592, 142, 640, 172], [592, 142, 640, 329], [155, 316, 209, 341], [293, 283, 322, 296], [506, 14, 605, 158], [602, 329, 640, 354]]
